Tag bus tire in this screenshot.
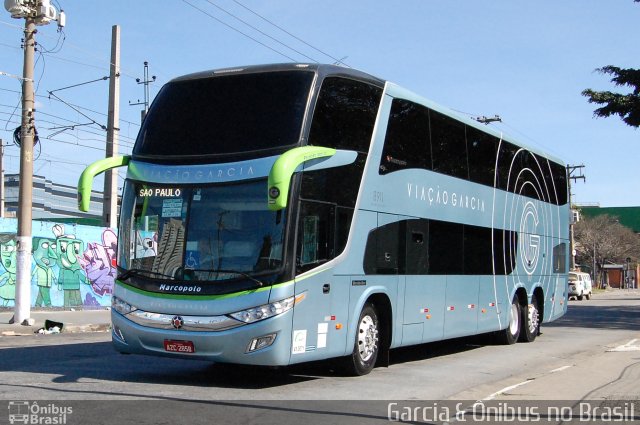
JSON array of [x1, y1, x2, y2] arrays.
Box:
[[347, 303, 380, 376], [497, 296, 521, 345], [519, 293, 540, 343]]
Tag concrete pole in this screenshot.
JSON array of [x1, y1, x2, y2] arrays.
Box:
[[103, 25, 120, 229], [14, 17, 36, 325], [0, 140, 4, 218]]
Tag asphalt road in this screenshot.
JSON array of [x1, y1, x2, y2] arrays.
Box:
[[0, 290, 638, 424]]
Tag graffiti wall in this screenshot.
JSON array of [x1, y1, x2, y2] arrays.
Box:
[[0, 218, 116, 308]]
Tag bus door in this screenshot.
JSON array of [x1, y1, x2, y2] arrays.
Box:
[[290, 201, 349, 362]]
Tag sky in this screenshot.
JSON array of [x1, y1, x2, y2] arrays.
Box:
[[0, 0, 638, 207]]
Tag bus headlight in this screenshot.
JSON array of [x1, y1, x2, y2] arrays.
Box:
[[112, 296, 137, 315], [229, 295, 302, 324]]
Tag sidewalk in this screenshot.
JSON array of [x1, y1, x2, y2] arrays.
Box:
[[0, 308, 111, 336]]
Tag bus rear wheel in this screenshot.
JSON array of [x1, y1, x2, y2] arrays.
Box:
[[346, 303, 380, 376], [519, 294, 540, 343], [497, 296, 521, 345]]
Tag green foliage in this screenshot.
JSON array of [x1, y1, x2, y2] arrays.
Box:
[[582, 1, 640, 128], [582, 66, 640, 128]]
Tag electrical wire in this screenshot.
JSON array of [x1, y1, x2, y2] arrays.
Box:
[[203, 0, 319, 63], [231, 0, 348, 66], [181, 0, 297, 62]]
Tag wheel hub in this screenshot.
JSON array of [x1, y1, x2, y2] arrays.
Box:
[[358, 315, 378, 361]]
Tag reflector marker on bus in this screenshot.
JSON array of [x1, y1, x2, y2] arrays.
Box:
[[468, 304, 475, 309], [447, 306, 455, 311], [421, 308, 429, 313], [489, 302, 496, 307]]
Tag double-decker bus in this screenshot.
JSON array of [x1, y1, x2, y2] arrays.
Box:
[[78, 64, 569, 375]]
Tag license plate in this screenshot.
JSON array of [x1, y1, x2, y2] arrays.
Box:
[[164, 339, 195, 353]]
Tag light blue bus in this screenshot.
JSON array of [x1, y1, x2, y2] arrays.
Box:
[[79, 64, 569, 375]]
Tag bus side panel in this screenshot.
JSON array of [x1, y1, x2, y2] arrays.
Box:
[[478, 275, 501, 333], [403, 275, 445, 344], [289, 270, 350, 364], [548, 275, 568, 321], [492, 274, 513, 331], [443, 275, 479, 339]]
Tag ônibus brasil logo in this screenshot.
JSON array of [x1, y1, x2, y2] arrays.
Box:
[[8, 401, 72, 424]]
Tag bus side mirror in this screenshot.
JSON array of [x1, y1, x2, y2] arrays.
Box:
[[78, 155, 131, 212], [267, 146, 336, 211]]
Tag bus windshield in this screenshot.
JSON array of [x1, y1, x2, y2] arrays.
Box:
[[133, 71, 315, 159], [118, 179, 286, 282]]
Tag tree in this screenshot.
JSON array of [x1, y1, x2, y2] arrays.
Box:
[[581, 0, 640, 128], [574, 214, 640, 286]]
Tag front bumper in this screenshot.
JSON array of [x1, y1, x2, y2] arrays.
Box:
[[111, 309, 293, 366]]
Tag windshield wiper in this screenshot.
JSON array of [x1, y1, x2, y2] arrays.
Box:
[[117, 268, 177, 281], [188, 268, 264, 288]]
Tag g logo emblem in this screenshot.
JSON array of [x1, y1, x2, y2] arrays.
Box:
[[519, 201, 540, 275]]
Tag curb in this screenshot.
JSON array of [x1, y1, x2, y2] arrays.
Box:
[[0, 323, 111, 337]]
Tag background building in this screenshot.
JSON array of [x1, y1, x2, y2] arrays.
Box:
[[4, 174, 105, 223]]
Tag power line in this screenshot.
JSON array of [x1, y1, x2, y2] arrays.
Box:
[[181, 0, 297, 62], [203, 0, 319, 63], [231, 0, 348, 66], [0, 87, 142, 128]]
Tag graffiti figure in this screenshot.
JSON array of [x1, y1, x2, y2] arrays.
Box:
[[79, 229, 117, 296], [32, 237, 57, 307], [0, 234, 17, 306], [52, 224, 88, 308]]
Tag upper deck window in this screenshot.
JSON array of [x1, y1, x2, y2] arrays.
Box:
[[133, 71, 314, 160]]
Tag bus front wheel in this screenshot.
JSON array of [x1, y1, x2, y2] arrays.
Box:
[[497, 296, 521, 345], [346, 303, 380, 376]]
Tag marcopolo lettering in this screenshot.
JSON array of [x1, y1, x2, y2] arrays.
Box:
[[159, 284, 203, 293]]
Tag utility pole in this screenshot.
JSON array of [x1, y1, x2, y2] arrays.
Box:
[[14, 14, 36, 325], [129, 61, 156, 124], [567, 164, 586, 272], [0, 140, 4, 218], [103, 25, 120, 229], [4, 0, 65, 324]]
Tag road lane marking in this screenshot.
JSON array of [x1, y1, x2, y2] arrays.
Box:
[[549, 365, 572, 373], [483, 379, 534, 401], [607, 338, 640, 352]]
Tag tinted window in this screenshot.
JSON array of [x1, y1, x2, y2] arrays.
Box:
[[363, 218, 517, 275], [380, 99, 431, 174], [494, 228, 518, 275], [464, 225, 493, 274], [496, 141, 518, 191], [363, 221, 400, 275], [551, 162, 568, 205], [134, 71, 314, 160], [429, 220, 464, 274], [308, 77, 382, 153], [300, 154, 366, 208], [466, 126, 498, 186], [297, 201, 335, 271], [553, 242, 567, 273], [430, 110, 469, 180], [405, 219, 429, 274], [378, 100, 568, 206]]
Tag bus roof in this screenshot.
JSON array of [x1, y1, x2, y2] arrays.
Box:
[[170, 63, 386, 89]]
